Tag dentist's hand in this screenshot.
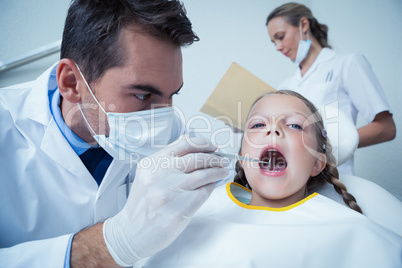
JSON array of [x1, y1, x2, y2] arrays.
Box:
[[103, 135, 229, 266]]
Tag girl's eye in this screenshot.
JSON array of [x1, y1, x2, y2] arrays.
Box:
[[251, 123, 266, 129], [288, 124, 302, 130], [134, 94, 151, 101]]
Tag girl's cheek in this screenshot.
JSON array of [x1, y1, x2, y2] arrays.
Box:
[[242, 135, 260, 150], [301, 132, 316, 148]]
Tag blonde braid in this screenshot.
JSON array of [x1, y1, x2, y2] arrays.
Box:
[[308, 123, 363, 214], [323, 164, 363, 214]]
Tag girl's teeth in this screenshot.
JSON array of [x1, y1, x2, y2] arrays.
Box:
[[259, 149, 287, 172]]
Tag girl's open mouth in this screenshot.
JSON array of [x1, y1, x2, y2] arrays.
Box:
[[259, 147, 287, 172]]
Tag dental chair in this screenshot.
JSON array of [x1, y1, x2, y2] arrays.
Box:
[[317, 105, 402, 236], [200, 62, 402, 236]]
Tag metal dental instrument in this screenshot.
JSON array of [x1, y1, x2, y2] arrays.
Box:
[[213, 151, 270, 165]]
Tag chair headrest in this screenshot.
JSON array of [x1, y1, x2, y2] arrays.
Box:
[[318, 105, 359, 167]]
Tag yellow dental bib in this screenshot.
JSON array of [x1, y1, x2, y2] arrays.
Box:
[[140, 183, 402, 268]]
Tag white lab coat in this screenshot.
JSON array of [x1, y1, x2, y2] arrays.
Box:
[[0, 63, 186, 267], [140, 183, 402, 268], [278, 48, 391, 175]]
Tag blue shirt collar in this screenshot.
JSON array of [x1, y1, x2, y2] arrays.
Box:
[[48, 64, 94, 155]]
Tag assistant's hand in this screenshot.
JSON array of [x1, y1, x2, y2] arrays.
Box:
[[103, 135, 229, 266]]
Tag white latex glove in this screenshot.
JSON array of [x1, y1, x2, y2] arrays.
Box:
[[103, 135, 229, 267]]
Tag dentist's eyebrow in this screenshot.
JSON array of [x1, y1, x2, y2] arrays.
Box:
[[125, 84, 162, 96], [125, 82, 183, 97]]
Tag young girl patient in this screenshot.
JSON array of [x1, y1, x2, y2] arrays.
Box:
[[139, 90, 402, 268]]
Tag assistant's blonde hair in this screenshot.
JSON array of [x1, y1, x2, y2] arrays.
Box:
[[266, 2, 331, 49]]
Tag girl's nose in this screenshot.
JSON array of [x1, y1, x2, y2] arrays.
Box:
[[266, 125, 282, 137]]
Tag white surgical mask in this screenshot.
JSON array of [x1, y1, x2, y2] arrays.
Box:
[[75, 63, 174, 164], [293, 23, 311, 65]]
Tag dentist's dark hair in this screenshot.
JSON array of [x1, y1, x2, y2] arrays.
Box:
[[266, 2, 331, 49], [61, 0, 199, 84], [234, 90, 362, 214]]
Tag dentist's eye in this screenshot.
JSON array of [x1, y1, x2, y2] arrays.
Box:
[[288, 124, 302, 130], [252, 123, 266, 129], [134, 94, 151, 101]]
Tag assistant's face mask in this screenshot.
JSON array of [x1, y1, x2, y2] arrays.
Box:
[[293, 22, 311, 65], [75, 63, 174, 164]]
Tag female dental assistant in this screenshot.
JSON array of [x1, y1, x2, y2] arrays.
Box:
[[266, 3, 396, 175]]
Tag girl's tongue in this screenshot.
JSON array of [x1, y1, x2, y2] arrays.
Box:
[[259, 149, 287, 172]]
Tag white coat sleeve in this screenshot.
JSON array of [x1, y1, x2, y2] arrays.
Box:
[[342, 54, 391, 123], [0, 234, 72, 268]]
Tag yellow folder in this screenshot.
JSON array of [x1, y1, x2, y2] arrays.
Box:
[[200, 62, 276, 131]]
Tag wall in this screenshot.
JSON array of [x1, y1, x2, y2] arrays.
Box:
[[1, 0, 401, 200], [0, 0, 70, 85]]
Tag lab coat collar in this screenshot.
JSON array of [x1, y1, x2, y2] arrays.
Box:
[[296, 48, 336, 80], [40, 118, 98, 188], [26, 62, 97, 188], [97, 160, 130, 198], [26, 62, 59, 125], [40, 119, 131, 199], [39, 98, 130, 194]]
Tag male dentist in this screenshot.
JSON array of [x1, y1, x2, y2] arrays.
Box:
[[0, 0, 228, 267]]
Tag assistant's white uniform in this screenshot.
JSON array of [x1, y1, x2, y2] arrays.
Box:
[[278, 48, 391, 174], [140, 183, 402, 268], [0, 64, 188, 267]]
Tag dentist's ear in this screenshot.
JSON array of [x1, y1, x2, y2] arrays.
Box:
[[311, 153, 327, 177], [57, 58, 82, 104]]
